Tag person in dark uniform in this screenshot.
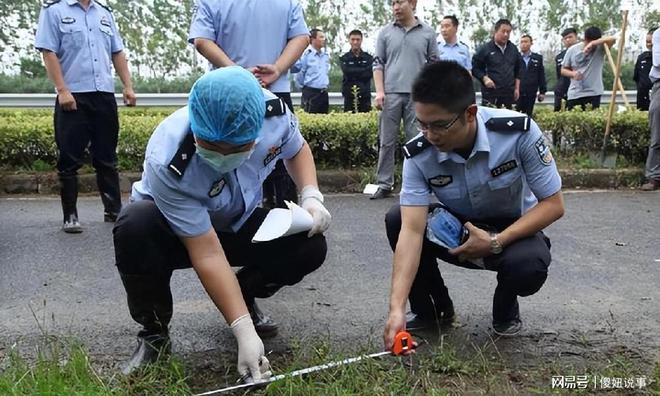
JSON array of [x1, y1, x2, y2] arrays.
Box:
[[472, 19, 522, 109], [634, 29, 655, 111], [340, 29, 373, 113], [113, 67, 331, 375], [554, 28, 578, 111], [35, 0, 136, 233], [294, 29, 331, 114], [382, 61, 564, 347], [517, 34, 547, 117]]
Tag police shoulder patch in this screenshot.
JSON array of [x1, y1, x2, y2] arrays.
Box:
[[264, 144, 283, 167], [491, 159, 518, 177], [485, 116, 530, 132], [265, 98, 286, 118], [534, 136, 553, 166], [402, 135, 432, 159], [208, 178, 226, 198], [167, 133, 196, 178], [428, 175, 453, 187], [43, 0, 61, 8]]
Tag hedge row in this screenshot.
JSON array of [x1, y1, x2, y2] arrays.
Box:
[[0, 107, 650, 171]]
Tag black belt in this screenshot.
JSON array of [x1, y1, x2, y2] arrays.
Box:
[[303, 86, 327, 93]]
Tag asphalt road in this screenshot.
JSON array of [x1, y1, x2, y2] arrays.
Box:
[[0, 191, 658, 367]]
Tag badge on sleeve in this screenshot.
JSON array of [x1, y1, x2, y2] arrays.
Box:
[[264, 145, 283, 166], [208, 178, 226, 198], [428, 175, 453, 187], [534, 136, 553, 166]]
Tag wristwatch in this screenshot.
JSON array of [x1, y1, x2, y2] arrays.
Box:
[[489, 233, 503, 255]]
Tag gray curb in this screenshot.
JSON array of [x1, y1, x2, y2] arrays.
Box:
[[0, 168, 646, 195]]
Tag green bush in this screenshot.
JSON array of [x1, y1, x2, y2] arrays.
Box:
[[0, 107, 650, 171]]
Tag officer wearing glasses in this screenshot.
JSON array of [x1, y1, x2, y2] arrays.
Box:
[[382, 61, 564, 346]]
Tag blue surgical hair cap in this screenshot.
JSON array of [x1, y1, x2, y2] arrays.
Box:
[[188, 67, 265, 145]]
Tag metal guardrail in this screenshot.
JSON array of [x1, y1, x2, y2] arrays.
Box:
[[0, 91, 638, 108]]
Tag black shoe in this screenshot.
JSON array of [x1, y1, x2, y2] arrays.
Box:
[[104, 212, 118, 222], [121, 333, 171, 375], [248, 300, 278, 338], [406, 305, 455, 331], [62, 214, 82, 233], [492, 318, 523, 336], [370, 187, 392, 200]]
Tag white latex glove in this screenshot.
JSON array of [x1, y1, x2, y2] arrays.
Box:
[[230, 314, 271, 382], [300, 185, 331, 237]]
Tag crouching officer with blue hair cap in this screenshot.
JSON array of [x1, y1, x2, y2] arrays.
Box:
[[383, 61, 565, 350], [113, 67, 331, 377]]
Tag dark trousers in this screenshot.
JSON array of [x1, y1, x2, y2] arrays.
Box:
[[482, 92, 515, 109], [301, 86, 329, 114], [566, 95, 601, 111], [262, 92, 298, 209], [113, 200, 327, 328], [54, 91, 121, 220], [636, 87, 651, 111], [516, 94, 536, 116], [553, 92, 567, 112], [342, 89, 372, 113], [384, 204, 551, 323]]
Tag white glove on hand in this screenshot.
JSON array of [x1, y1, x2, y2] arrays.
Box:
[[300, 185, 331, 237], [230, 314, 271, 382]]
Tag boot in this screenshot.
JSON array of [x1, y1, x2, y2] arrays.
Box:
[[235, 267, 281, 338], [120, 273, 173, 375]]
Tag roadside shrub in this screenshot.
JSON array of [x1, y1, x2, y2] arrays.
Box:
[[0, 107, 650, 171]]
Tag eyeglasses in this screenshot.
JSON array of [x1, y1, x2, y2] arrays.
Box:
[[415, 112, 462, 134]]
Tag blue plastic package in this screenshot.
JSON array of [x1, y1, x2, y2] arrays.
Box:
[[426, 206, 468, 249]]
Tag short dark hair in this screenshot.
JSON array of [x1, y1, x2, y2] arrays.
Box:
[[494, 18, 512, 32], [412, 61, 475, 113], [310, 28, 323, 39], [561, 27, 577, 37], [348, 29, 363, 37], [521, 34, 532, 41], [584, 26, 602, 41], [442, 15, 459, 27], [649, 28, 657, 35]]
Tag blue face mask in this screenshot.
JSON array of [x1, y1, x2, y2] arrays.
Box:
[[196, 144, 253, 174]]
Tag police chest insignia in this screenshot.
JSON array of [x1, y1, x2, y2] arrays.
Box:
[[208, 179, 226, 198], [264, 145, 283, 166], [428, 175, 453, 187], [491, 160, 518, 177], [534, 136, 553, 166], [100, 17, 111, 27], [61, 16, 76, 24]]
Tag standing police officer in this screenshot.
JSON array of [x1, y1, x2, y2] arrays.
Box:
[[188, 0, 310, 209], [382, 61, 564, 347], [634, 29, 655, 111], [472, 19, 522, 109], [339, 29, 373, 113], [113, 67, 331, 375], [294, 29, 331, 114], [35, 0, 136, 233], [436, 15, 472, 73], [554, 28, 578, 111], [517, 34, 546, 117]]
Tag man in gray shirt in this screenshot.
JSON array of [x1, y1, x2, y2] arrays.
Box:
[[561, 26, 616, 110], [371, 0, 438, 199]]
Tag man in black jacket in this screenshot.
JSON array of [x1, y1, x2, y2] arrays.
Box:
[[340, 30, 373, 113], [472, 19, 522, 109], [517, 34, 546, 116], [634, 29, 655, 111], [553, 28, 578, 111]]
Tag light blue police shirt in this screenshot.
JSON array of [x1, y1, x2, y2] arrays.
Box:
[[188, 0, 309, 93], [437, 41, 472, 71], [35, 0, 124, 93], [400, 106, 562, 220], [131, 89, 305, 237], [293, 47, 331, 89]]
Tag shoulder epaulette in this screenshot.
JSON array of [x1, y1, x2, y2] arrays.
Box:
[[167, 133, 196, 178], [265, 98, 286, 118], [402, 135, 432, 159], [485, 116, 530, 132], [459, 41, 468, 47], [43, 0, 61, 8], [96, 1, 113, 12]]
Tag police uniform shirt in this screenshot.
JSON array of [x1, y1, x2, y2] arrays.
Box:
[[131, 90, 304, 237], [520, 51, 546, 95], [188, 0, 309, 94], [554, 49, 570, 95], [339, 50, 373, 93], [400, 107, 562, 220], [35, 0, 124, 93], [634, 51, 653, 89], [293, 47, 330, 89], [437, 41, 472, 71]]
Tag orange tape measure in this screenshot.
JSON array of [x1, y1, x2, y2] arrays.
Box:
[[391, 331, 414, 355]]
